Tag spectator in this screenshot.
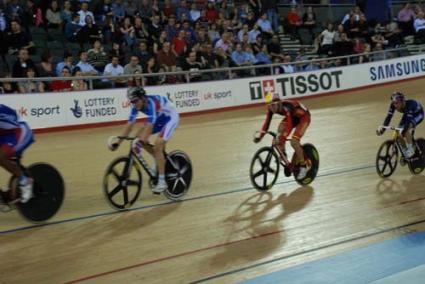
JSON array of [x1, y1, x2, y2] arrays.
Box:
[[144, 57, 160, 85], [149, 14, 163, 41], [134, 16, 150, 43], [38, 50, 55, 78], [119, 16, 136, 49], [172, 29, 187, 56], [77, 15, 102, 45], [60, 1, 73, 25], [7, 20, 35, 55], [12, 48, 36, 78], [154, 30, 168, 54], [200, 42, 218, 69], [75, 50, 98, 76], [414, 12, 425, 44], [214, 31, 232, 54], [248, 24, 261, 44], [205, 1, 218, 23], [123, 0, 138, 17], [207, 22, 220, 43], [245, 11, 257, 29], [138, 0, 153, 20], [127, 69, 143, 87], [112, 0, 125, 23], [358, 43, 371, 63], [371, 32, 389, 49], [267, 34, 284, 60], [102, 15, 117, 43], [95, 0, 113, 23], [50, 66, 73, 92], [256, 12, 274, 40], [255, 44, 272, 65], [237, 24, 249, 43], [21, 0, 37, 30], [176, 0, 190, 22], [248, 0, 261, 19], [78, 1, 95, 26], [161, 0, 176, 19], [196, 28, 209, 45], [103, 55, 126, 87], [88, 40, 109, 72], [279, 55, 295, 74], [56, 51, 74, 76], [65, 13, 82, 42], [334, 32, 353, 57], [71, 67, 88, 91], [189, 2, 201, 22], [108, 41, 126, 64], [18, 67, 44, 93], [261, 0, 279, 31], [0, 74, 17, 94], [124, 55, 142, 75], [134, 40, 152, 67], [156, 41, 176, 68], [285, 7, 301, 40], [318, 23, 335, 56], [397, 3, 415, 37], [182, 51, 203, 82], [372, 43, 385, 61], [45, 0, 62, 29], [384, 21, 403, 47]]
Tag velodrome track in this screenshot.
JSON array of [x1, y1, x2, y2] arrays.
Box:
[[1, 78, 425, 283]]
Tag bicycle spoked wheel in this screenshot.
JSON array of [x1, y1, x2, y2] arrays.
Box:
[[103, 156, 142, 210], [376, 140, 398, 178], [249, 146, 280, 191]]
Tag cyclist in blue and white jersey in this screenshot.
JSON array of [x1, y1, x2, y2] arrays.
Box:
[[108, 87, 179, 193]]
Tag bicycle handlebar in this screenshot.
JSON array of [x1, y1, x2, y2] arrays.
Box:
[[254, 131, 277, 138], [380, 126, 404, 132]]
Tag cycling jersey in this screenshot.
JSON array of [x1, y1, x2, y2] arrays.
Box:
[[128, 95, 179, 141], [383, 99, 424, 133], [0, 104, 34, 157]]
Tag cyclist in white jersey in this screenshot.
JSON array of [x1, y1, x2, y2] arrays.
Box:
[[108, 87, 180, 193]]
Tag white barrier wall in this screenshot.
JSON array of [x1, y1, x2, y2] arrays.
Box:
[[3, 53, 425, 130]]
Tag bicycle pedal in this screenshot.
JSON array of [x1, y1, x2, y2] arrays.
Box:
[[152, 192, 161, 195]]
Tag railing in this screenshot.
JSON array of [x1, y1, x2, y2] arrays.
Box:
[[1, 45, 424, 93]]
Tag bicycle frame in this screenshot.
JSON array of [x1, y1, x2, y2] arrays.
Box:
[[261, 131, 293, 168], [381, 126, 414, 159], [118, 136, 157, 179]]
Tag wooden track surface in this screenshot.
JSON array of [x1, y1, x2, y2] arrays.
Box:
[[1, 78, 425, 284]]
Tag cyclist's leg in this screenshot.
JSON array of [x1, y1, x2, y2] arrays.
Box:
[[153, 113, 179, 192], [277, 118, 290, 155], [290, 113, 311, 165]]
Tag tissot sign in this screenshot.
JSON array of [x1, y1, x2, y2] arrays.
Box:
[[250, 70, 343, 100]]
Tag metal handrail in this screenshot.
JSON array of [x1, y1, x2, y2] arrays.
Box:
[[1, 45, 424, 86]]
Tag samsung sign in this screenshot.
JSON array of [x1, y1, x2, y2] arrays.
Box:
[[369, 58, 425, 81]]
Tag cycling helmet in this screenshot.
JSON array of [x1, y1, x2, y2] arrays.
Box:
[[391, 91, 405, 103], [264, 92, 280, 104], [127, 86, 146, 101]]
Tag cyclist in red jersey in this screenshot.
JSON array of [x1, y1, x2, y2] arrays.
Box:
[[254, 93, 311, 179]]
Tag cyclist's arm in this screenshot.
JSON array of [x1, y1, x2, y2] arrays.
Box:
[[138, 98, 157, 143], [383, 104, 395, 126], [260, 109, 273, 137], [116, 106, 138, 145]]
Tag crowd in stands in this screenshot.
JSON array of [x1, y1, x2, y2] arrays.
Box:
[[0, 0, 423, 94]]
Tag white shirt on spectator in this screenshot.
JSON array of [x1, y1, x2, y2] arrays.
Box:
[[78, 10, 95, 26], [103, 63, 124, 76], [248, 29, 261, 43], [281, 64, 295, 74], [189, 10, 201, 22], [321, 29, 335, 45], [414, 18, 425, 32], [76, 61, 97, 74]]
